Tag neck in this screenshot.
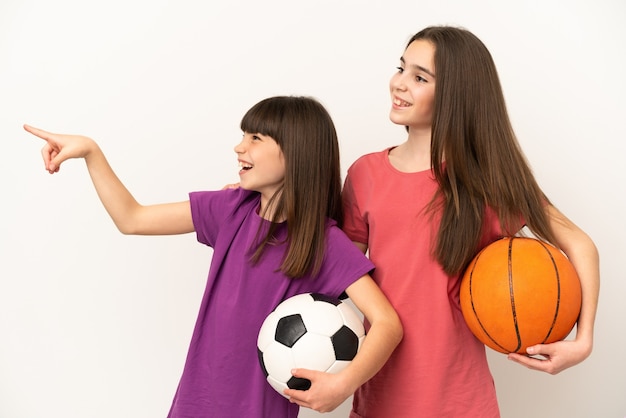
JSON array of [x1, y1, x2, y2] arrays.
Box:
[[407, 125, 432, 152], [388, 129, 432, 173], [259, 194, 284, 222]]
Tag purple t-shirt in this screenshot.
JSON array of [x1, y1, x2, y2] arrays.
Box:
[[167, 188, 374, 418]]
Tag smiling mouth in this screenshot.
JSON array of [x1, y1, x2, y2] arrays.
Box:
[[238, 161, 253, 171], [393, 97, 412, 107]]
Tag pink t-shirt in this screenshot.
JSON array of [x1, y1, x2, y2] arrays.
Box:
[[342, 149, 507, 418]]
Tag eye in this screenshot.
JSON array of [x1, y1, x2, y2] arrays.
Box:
[[396, 66, 404, 73], [416, 75, 427, 83], [252, 134, 262, 141]]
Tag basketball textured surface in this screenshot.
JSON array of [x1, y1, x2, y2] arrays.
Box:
[[460, 237, 582, 354]]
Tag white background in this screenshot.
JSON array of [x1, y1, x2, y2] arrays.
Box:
[[1, 1, 624, 417]]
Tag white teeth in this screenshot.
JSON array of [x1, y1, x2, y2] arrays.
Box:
[[238, 161, 253, 169], [394, 98, 411, 107]]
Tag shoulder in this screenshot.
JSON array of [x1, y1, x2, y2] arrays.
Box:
[[189, 188, 261, 246], [190, 188, 259, 208], [344, 148, 394, 194], [324, 222, 374, 267], [347, 148, 391, 173], [189, 188, 260, 220], [325, 221, 361, 249]]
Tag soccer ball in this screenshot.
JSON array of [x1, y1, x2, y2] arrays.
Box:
[[257, 293, 365, 397]]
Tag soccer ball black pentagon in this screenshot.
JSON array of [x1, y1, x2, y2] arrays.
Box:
[[257, 293, 365, 397]]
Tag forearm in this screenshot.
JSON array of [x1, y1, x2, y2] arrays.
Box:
[[339, 275, 403, 391], [83, 142, 144, 234], [25, 124, 194, 235], [563, 231, 599, 352], [548, 205, 600, 353], [338, 316, 403, 394]]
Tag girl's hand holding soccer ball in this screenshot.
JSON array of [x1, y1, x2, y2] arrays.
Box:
[[285, 368, 354, 413]]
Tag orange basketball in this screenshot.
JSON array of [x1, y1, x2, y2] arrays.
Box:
[[460, 237, 582, 354]]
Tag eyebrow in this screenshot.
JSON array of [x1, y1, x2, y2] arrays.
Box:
[[400, 56, 435, 78]]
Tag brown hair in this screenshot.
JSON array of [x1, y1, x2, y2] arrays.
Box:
[[408, 26, 557, 275], [240, 96, 343, 278]]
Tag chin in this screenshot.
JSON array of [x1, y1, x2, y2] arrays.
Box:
[[389, 113, 409, 126]]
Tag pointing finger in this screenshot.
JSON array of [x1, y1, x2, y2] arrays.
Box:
[[24, 124, 55, 142]]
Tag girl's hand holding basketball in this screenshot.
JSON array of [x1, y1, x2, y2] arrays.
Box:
[[507, 337, 592, 375], [24, 124, 97, 174]]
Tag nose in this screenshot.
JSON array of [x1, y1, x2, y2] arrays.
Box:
[[390, 72, 407, 91], [234, 136, 245, 154]]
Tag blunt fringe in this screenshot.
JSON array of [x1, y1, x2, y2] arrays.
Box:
[[409, 26, 557, 275], [240, 96, 343, 278]]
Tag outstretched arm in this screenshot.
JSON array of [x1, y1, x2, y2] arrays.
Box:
[[24, 124, 194, 235], [508, 205, 599, 374], [284, 274, 403, 412]]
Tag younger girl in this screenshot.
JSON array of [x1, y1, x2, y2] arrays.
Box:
[[342, 26, 599, 417], [25, 96, 403, 417]]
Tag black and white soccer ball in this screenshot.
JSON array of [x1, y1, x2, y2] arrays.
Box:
[[257, 293, 365, 397]]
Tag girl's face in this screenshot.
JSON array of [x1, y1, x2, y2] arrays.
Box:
[[389, 39, 436, 133], [234, 132, 285, 207]]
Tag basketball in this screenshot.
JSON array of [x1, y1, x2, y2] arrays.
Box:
[[460, 237, 582, 354]]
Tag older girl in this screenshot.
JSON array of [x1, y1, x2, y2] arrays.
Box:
[[342, 26, 599, 417]]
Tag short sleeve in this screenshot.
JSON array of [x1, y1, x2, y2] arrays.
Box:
[[317, 224, 375, 297], [189, 188, 258, 247], [342, 165, 369, 245]]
